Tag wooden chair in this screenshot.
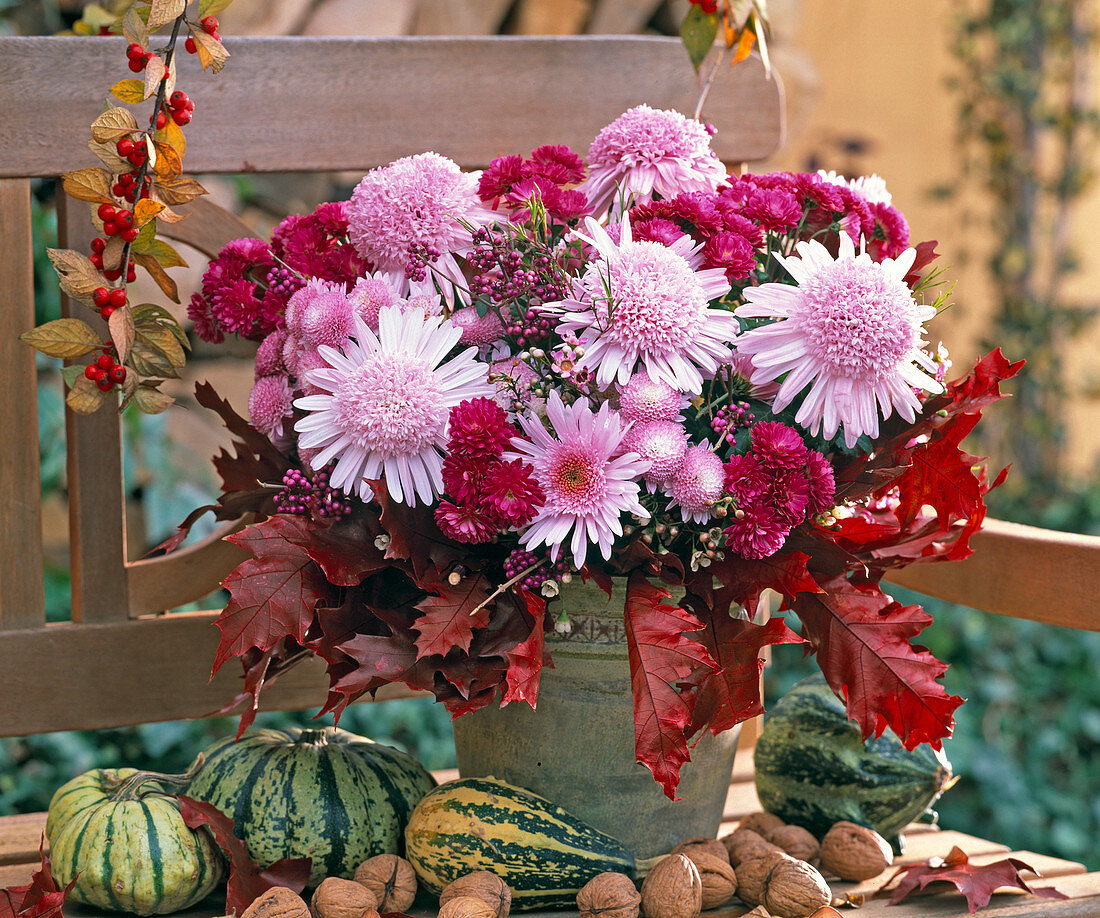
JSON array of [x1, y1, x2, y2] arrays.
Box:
[[1, 33, 1098, 918]]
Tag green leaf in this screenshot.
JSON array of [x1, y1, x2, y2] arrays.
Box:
[[133, 303, 191, 349], [60, 364, 86, 388], [680, 5, 719, 72], [20, 318, 102, 359], [132, 386, 174, 414], [136, 324, 187, 369], [199, 0, 234, 15]]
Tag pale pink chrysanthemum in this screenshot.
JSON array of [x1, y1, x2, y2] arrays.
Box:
[[817, 169, 893, 206], [620, 420, 688, 489], [249, 374, 294, 441], [292, 347, 330, 396], [291, 279, 356, 350], [507, 391, 650, 568], [736, 233, 942, 448], [293, 306, 493, 505], [581, 104, 726, 215], [450, 306, 505, 348], [545, 218, 737, 394], [667, 445, 725, 524], [254, 329, 287, 379], [348, 274, 398, 331], [617, 372, 683, 423], [346, 152, 495, 307]]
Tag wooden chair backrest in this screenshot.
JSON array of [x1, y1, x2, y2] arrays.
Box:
[[0, 35, 784, 737]]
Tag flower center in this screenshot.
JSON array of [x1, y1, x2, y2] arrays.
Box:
[[792, 258, 922, 384], [545, 443, 606, 513], [333, 353, 447, 458]]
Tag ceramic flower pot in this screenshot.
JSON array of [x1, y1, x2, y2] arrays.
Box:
[[452, 578, 739, 859]]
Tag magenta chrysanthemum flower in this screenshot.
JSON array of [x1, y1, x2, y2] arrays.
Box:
[[442, 453, 486, 505], [482, 459, 545, 526], [667, 445, 725, 524], [618, 373, 683, 423], [188, 292, 224, 344], [742, 188, 803, 233], [702, 231, 757, 282], [249, 374, 294, 440], [546, 218, 737, 393], [750, 420, 809, 470], [767, 466, 811, 525], [448, 398, 517, 458], [724, 502, 790, 559], [347, 152, 494, 306], [805, 451, 836, 515], [435, 501, 496, 544], [479, 154, 525, 201], [293, 306, 493, 505], [507, 392, 649, 568], [582, 105, 726, 214], [621, 420, 689, 488], [632, 217, 685, 246], [723, 453, 770, 507], [529, 144, 586, 184], [736, 233, 942, 447], [450, 307, 505, 348]]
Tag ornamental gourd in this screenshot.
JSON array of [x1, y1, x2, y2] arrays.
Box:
[[46, 766, 223, 915], [185, 726, 435, 886]]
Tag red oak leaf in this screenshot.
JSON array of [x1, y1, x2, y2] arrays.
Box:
[[709, 550, 824, 616], [881, 845, 1068, 912], [903, 238, 940, 287], [177, 796, 311, 916], [0, 838, 74, 918], [291, 516, 392, 587], [374, 483, 462, 585], [213, 516, 335, 675], [412, 573, 493, 658], [625, 570, 718, 800], [894, 424, 983, 528], [501, 589, 550, 708], [789, 578, 963, 750], [686, 613, 803, 737], [211, 639, 313, 739], [195, 381, 291, 494]]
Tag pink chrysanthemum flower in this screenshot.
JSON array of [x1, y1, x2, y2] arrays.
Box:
[[805, 451, 836, 515], [818, 169, 893, 206], [621, 420, 689, 489], [702, 231, 757, 282], [618, 372, 683, 423], [546, 218, 737, 393], [254, 329, 287, 379], [348, 274, 398, 331], [435, 501, 496, 544], [249, 374, 294, 441], [724, 502, 790, 560], [723, 453, 770, 507], [293, 306, 493, 505], [448, 398, 517, 458], [347, 152, 494, 307], [450, 307, 505, 348], [767, 466, 811, 525], [442, 453, 486, 505], [289, 279, 356, 350], [667, 445, 725, 524], [482, 459, 545, 526], [582, 105, 726, 215], [736, 233, 942, 448], [750, 420, 809, 470], [507, 391, 649, 568]]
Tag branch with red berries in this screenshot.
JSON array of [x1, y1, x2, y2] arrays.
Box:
[[22, 0, 232, 416]]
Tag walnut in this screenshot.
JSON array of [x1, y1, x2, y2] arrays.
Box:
[[734, 851, 788, 907], [640, 854, 702, 918], [767, 825, 821, 864], [311, 878, 379, 918], [683, 852, 736, 910], [439, 871, 512, 918], [719, 828, 782, 868], [437, 897, 497, 918], [760, 858, 832, 918], [576, 872, 641, 918], [819, 822, 893, 881], [241, 887, 311, 918], [669, 837, 729, 866], [353, 854, 418, 912], [736, 812, 785, 837]]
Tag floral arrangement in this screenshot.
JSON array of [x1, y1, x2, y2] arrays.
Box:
[[174, 102, 1021, 800]]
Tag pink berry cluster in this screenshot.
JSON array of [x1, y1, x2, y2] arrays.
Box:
[[709, 401, 756, 444], [503, 548, 571, 593], [273, 467, 351, 522]]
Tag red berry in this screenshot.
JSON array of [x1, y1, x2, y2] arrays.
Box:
[[127, 42, 143, 59], [103, 221, 119, 237], [115, 210, 134, 229], [128, 151, 144, 167], [98, 353, 114, 370], [120, 172, 136, 187], [89, 252, 104, 270], [103, 267, 121, 281], [139, 186, 150, 199], [108, 366, 127, 384], [126, 266, 137, 283], [201, 16, 218, 33], [116, 137, 135, 157], [90, 238, 106, 254], [92, 287, 110, 307], [211, 32, 221, 41], [170, 91, 185, 106], [108, 289, 127, 308], [97, 378, 114, 392], [98, 25, 112, 35], [185, 36, 197, 54], [122, 227, 140, 243], [111, 182, 125, 196], [99, 306, 115, 320], [84, 364, 99, 381], [97, 203, 116, 221], [128, 58, 144, 73], [172, 110, 192, 126]]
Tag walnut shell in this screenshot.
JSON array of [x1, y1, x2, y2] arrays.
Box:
[[734, 851, 788, 907], [767, 825, 821, 863], [684, 852, 736, 910], [760, 858, 831, 918], [311, 878, 379, 918], [353, 855, 418, 912], [819, 822, 892, 881], [737, 812, 785, 837], [437, 896, 497, 918], [669, 838, 730, 866], [439, 872, 512, 918], [640, 854, 702, 918], [242, 887, 312, 918], [719, 829, 782, 868], [576, 872, 641, 918]]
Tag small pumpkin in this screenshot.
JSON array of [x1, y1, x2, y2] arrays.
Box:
[[186, 726, 436, 886], [46, 765, 223, 915]]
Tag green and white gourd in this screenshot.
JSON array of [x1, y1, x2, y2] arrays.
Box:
[[46, 766, 223, 915], [186, 726, 436, 886]]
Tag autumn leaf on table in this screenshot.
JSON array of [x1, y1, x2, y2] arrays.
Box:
[[789, 577, 963, 750], [0, 838, 75, 918], [880, 845, 1067, 912], [625, 570, 718, 800], [176, 797, 311, 917]]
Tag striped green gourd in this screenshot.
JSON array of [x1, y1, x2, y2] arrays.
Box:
[[754, 674, 954, 841], [186, 726, 435, 886], [405, 776, 636, 910], [46, 766, 223, 915]]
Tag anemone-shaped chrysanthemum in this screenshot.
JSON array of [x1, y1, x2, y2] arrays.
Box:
[[544, 218, 737, 394], [293, 306, 493, 505], [735, 234, 942, 449], [506, 391, 649, 568], [346, 152, 495, 307], [581, 104, 726, 215]]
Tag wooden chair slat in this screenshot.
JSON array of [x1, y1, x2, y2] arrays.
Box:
[[56, 193, 130, 624], [0, 36, 783, 177], [0, 179, 46, 631], [886, 518, 1100, 632]]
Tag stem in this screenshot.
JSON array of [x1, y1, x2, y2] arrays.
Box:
[[105, 754, 205, 800], [694, 45, 727, 121], [469, 560, 545, 615]]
